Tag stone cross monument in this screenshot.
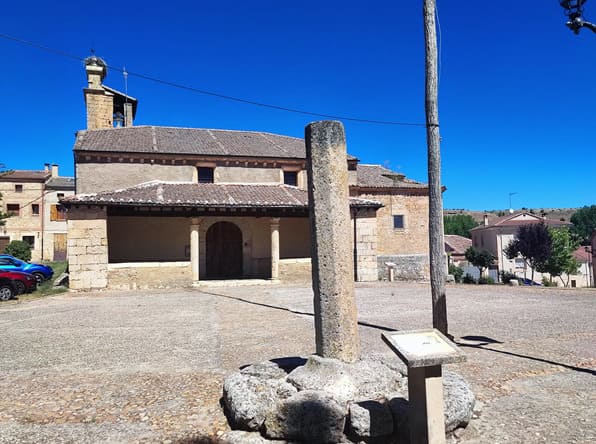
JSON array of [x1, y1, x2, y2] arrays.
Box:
[[305, 120, 360, 363]]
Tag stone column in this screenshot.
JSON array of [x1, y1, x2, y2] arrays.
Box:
[[270, 217, 280, 281], [305, 120, 360, 363], [190, 218, 200, 282]]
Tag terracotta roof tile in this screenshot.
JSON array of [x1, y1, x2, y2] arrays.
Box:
[[0, 170, 50, 181], [356, 164, 426, 189], [63, 181, 382, 209], [74, 126, 357, 161], [444, 235, 472, 255]]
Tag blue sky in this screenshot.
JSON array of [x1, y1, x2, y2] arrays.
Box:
[[1, 1, 594, 210]]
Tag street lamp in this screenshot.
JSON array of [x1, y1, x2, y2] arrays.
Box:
[[560, 0, 596, 33]]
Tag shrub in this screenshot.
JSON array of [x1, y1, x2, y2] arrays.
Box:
[[448, 264, 464, 283], [542, 277, 558, 287], [500, 271, 517, 284], [4, 240, 31, 261], [478, 276, 495, 285], [463, 274, 476, 284]]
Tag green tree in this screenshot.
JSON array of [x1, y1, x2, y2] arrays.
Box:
[[4, 240, 31, 261], [505, 222, 552, 282], [537, 228, 580, 287], [444, 214, 479, 238], [570, 205, 596, 246], [464, 247, 495, 280]]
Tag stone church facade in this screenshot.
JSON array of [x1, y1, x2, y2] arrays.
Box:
[[64, 57, 430, 290]]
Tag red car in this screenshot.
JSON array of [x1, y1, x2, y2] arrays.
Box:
[[0, 271, 37, 300]]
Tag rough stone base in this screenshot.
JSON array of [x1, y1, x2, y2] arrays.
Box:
[[221, 354, 475, 443], [378, 255, 430, 281]]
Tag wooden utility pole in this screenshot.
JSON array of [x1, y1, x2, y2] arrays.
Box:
[[423, 0, 448, 336]]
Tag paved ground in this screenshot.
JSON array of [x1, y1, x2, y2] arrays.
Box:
[[0, 283, 594, 443]]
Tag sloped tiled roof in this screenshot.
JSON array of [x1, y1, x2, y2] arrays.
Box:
[[470, 212, 571, 231], [45, 177, 75, 190], [0, 170, 50, 181], [444, 235, 472, 255], [572, 246, 591, 263], [74, 126, 356, 161], [63, 181, 382, 209], [356, 164, 426, 189]]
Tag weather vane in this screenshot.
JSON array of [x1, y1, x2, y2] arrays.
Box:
[[560, 0, 596, 34]]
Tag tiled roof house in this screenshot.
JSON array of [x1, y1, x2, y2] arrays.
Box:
[[63, 57, 432, 290]]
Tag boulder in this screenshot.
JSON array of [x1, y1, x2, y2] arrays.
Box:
[[222, 372, 297, 430], [263, 390, 347, 443], [217, 430, 275, 444], [347, 400, 394, 439], [53, 272, 69, 287], [443, 370, 475, 432]]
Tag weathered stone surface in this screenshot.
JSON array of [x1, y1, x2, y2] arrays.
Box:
[[223, 356, 474, 442], [218, 430, 277, 444], [222, 372, 297, 430], [305, 120, 360, 363], [388, 396, 410, 437], [240, 361, 288, 380], [263, 390, 347, 443], [351, 356, 407, 400], [348, 400, 394, 438], [286, 355, 358, 401], [443, 370, 475, 432]]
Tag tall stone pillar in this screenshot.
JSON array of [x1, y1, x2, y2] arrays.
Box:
[[270, 217, 280, 280], [190, 218, 200, 282], [305, 120, 360, 363]]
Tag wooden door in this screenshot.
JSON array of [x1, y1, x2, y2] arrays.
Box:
[[53, 233, 67, 261], [206, 222, 243, 279], [0, 237, 9, 254]]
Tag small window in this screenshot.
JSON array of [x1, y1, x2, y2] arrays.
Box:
[[50, 204, 67, 221], [198, 167, 214, 183], [393, 215, 405, 229], [15, 184, 23, 193], [6, 204, 20, 216], [31, 204, 40, 215], [284, 171, 298, 186], [57, 193, 64, 199], [22, 236, 35, 248]]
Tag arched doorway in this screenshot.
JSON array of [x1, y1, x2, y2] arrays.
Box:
[[206, 221, 243, 279]]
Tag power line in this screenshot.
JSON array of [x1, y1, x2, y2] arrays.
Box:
[[0, 32, 426, 128]]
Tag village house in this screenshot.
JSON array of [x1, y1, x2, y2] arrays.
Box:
[[63, 57, 431, 290], [468, 212, 592, 285], [444, 234, 472, 267], [0, 164, 74, 261]]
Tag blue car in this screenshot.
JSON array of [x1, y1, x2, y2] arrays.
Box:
[[0, 255, 54, 284]]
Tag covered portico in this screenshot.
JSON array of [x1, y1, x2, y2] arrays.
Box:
[[63, 181, 381, 290]]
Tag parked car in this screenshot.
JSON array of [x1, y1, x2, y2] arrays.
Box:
[[1, 271, 37, 295], [0, 273, 17, 301], [520, 278, 543, 286], [0, 255, 54, 284]]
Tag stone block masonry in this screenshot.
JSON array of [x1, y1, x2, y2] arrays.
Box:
[[67, 206, 108, 290], [306, 120, 360, 363]]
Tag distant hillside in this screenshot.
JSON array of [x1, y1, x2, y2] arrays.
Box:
[[444, 208, 578, 225]]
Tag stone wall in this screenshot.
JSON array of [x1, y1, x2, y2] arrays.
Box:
[[215, 166, 281, 184], [353, 214, 378, 282], [279, 258, 312, 283], [85, 90, 113, 130], [357, 191, 429, 256], [107, 262, 191, 290], [67, 206, 108, 290], [377, 254, 430, 281], [76, 163, 197, 194]]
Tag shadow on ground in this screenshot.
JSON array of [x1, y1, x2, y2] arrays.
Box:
[[457, 335, 595, 376]]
